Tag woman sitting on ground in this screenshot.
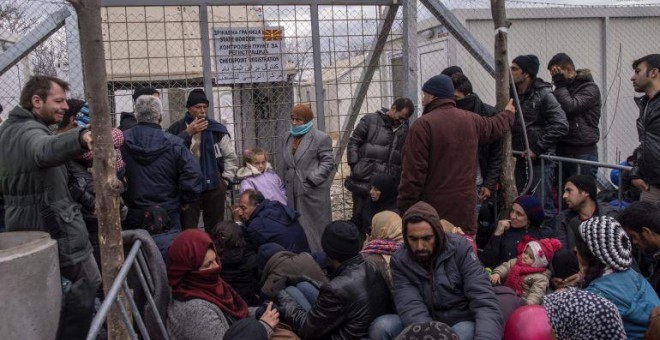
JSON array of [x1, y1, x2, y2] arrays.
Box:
[[166, 229, 278, 339], [480, 195, 555, 268], [575, 216, 660, 338]]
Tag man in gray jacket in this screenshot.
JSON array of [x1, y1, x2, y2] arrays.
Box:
[[390, 201, 503, 340], [0, 76, 100, 338]]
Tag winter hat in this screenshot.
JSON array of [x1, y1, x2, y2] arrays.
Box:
[[525, 238, 562, 268], [63, 99, 86, 127], [395, 321, 459, 340], [421, 74, 455, 99], [513, 54, 540, 78], [566, 174, 598, 201], [321, 221, 362, 262], [579, 216, 632, 271], [441, 65, 464, 77], [513, 195, 545, 228], [551, 248, 580, 279], [186, 89, 209, 108], [292, 103, 314, 123], [132, 87, 159, 102], [544, 289, 627, 339]]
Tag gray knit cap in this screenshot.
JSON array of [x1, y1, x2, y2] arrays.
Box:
[[578, 216, 632, 271]]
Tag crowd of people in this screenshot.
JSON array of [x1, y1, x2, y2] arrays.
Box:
[[0, 52, 659, 340]]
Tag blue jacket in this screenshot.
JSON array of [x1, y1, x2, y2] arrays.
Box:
[[585, 268, 660, 339], [245, 199, 310, 253], [121, 123, 203, 215], [391, 234, 503, 339]]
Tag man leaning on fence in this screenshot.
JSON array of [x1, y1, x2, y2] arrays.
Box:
[[630, 54, 660, 203], [167, 89, 238, 232], [0, 75, 101, 338], [510, 54, 569, 218]]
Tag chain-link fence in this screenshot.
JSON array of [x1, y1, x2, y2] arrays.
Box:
[[2, 0, 659, 220]]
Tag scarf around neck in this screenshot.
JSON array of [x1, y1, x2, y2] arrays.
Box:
[[184, 111, 229, 191], [166, 230, 248, 319], [504, 256, 547, 296], [290, 121, 313, 137]]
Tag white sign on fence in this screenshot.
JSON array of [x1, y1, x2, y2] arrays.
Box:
[[213, 27, 286, 85]]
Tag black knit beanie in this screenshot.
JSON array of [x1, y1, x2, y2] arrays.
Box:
[[513, 55, 540, 78], [186, 89, 209, 108], [566, 175, 597, 201], [421, 74, 455, 99], [441, 66, 463, 77], [321, 221, 362, 262], [132, 87, 159, 102]]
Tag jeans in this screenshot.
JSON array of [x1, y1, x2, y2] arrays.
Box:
[[284, 281, 319, 311], [558, 151, 598, 182], [368, 314, 403, 340], [451, 321, 476, 340]]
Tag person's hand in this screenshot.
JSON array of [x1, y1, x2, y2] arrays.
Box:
[[522, 150, 537, 160], [504, 98, 515, 113], [451, 226, 465, 236], [549, 65, 562, 76], [81, 130, 93, 150], [231, 205, 242, 223], [494, 220, 511, 236], [259, 302, 279, 329], [490, 273, 501, 285], [479, 187, 492, 202], [185, 116, 208, 136], [632, 178, 650, 191]]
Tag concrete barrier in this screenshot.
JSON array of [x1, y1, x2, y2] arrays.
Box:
[[0, 231, 61, 339]]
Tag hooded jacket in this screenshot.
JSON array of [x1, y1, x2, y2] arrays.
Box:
[[553, 69, 602, 154], [632, 91, 660, 185], [512, 77, 569, 155], [244, 199, 311, 254], [345, 108, 409, 195], [397, 98, 514, 233], [237, 162, 287, 206], [121, 123, 203, 215], [0, 105, 92, 267], [390, 201, 503, 339]]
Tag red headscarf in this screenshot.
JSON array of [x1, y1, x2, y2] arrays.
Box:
[[166, 229, 248, 319]]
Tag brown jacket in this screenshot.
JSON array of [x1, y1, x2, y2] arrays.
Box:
[[397, 98, 514, 233], [259, 251, 328, 299], [492, 258, 551, 305]]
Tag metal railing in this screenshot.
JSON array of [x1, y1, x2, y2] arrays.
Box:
[[512, 151, 633, 214], [86, 240, 169, 340]]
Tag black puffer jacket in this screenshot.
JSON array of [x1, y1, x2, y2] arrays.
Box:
[[632, 92, 660, 185], [277, 255, 390, 339], [345, 109, 408, 195], [456, 94, 503, 191], [512, 78, 569, 155], [553, 69, 601, 154]]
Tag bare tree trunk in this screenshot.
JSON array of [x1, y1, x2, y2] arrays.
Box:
[[67, 1, 127, 338], [491, 0, 517, 215]]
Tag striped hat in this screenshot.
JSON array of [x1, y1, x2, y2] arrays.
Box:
[[578, 216, 632, 271]]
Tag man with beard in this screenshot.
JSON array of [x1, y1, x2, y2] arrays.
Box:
[[619, 201, 660, 295], [390, 201, 503, 339]]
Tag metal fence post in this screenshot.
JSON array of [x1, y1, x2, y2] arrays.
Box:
[[199, 4, 215, 115], [402, 0, 419, 116], [310, 4, 326, 132]]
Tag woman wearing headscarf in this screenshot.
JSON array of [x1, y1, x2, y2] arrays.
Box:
[[351, 173, 398, 236], [361, 211, 403, 340], [575, 216, 660, 339], [166, 229, 278, 339], [480, 195, 555, 268], [282, 103, 335, 253]]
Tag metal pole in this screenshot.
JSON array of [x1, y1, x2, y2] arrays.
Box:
[[402, 0, 419, 117], [310, 5, 326, 131], [65, 5, 85, 99], [601, 16, 609, 165], [199, 4, 215, 116]]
